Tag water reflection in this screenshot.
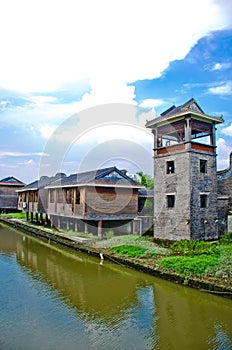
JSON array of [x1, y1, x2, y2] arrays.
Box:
[[0, 224, 231, 350]]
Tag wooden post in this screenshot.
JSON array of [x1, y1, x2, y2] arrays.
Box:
[[139, 218, 142, 236], [131, 221, 134, 234], [73, 188, 76, 213], [26, 212, 29, 221], [35, 212, 39, 223], [50, 215, 54, 228], [98, 220, 103, 238], [30, 212, 33, 221], [75, 220, 78, 232], [84, 222, 88, 234], [133, 219, 139, 234], [185, 117, 191, 150]]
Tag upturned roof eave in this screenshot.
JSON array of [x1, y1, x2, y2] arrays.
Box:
[[146, 111, 224, 128]]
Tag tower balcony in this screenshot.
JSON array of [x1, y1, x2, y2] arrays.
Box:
[[156, 142, 215, 155]]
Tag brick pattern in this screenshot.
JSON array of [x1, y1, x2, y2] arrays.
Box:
[[153, 150, 219, 240]]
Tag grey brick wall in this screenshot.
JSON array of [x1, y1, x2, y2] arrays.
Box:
[[153, 149, 219, 241]]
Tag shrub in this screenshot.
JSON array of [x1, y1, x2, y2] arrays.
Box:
[[219, 232, 232, 245], [104, 229, 114, 239], [159, 254, 220, 276], [170, 239, 218, 256], [207, 245, 232, 278], [110, 244, 147, 258]]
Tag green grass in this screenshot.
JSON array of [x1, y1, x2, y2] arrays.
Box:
[[158, 254, 220, 276], [0, 212, 26, 219], [156, 234, 232, 277], [219, 231, 232, 245], [207, 244, 232, 278], [170, 239, 219, 256], [110, 244, 149, 258]]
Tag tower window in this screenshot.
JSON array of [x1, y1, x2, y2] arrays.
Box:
[[200, 159, 207, 173], [200, 194, 208, 208], [167, 195, 175, 208], [167, 160, 175, 174]]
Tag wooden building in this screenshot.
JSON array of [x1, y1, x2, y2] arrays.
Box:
[[17, 173, 66, 223], [0, 176, 24, 213], [18, 167, 144, 236], [46, 167, 143, 236]]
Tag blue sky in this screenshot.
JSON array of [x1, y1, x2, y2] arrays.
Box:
[[0, 0, 232, 183]]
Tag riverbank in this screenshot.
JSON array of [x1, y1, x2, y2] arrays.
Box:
[[1, 217, 231, 298]]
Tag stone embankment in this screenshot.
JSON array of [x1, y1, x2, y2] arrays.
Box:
[[1, 217, 231, 299]]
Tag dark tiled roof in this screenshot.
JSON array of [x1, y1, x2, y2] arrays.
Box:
[[0, 176, 24, 185], [146, 98, 224, 127], [160, 98, 204, 118], [47, 167, 143, 188], [19, 167, 144, 191], [19, 173, 66, 191]]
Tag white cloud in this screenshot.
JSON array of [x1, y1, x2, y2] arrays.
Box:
[[29, 96, 58, 105], [0, 151, 48, 158], [208, 81, 232, 95], [76, 124, 153, 146], [139, 99, 165, 109], [217, 137, 232, 169], [39, 125, 56, 140], [221, 123, 232, 137], [0, 0, 230, 100], [211, 62, 231, 71]]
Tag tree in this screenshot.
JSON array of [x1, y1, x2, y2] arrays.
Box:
[[136, 172, 154, 189]]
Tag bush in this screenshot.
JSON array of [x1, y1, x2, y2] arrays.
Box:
[[110, 244, 147, 258], [219, 232, 232, 245], [104, 230, 114, 239], [207, 245, 232, 278], [170, 239, 218, 256], [159, 254, 220, 276]]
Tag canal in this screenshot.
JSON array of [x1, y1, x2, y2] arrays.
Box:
[[0, 223, 231, 350]]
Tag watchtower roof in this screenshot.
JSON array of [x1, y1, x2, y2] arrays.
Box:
[[146, 98, 224, 128]]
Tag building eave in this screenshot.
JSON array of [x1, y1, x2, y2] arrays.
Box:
[[45, 182, 144, 189], [146, 111, 224, 128]]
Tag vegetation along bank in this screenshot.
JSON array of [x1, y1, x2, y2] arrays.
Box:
[[0, 214, 231, 299]]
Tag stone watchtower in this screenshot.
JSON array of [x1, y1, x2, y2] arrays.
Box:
[[146, 98, 224, 241]]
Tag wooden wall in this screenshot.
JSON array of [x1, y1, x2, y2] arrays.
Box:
[[85, 186, 138, 216], [0, 185, 22, 210]]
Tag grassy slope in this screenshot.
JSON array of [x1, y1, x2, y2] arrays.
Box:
[[94, 233, 232, 285]]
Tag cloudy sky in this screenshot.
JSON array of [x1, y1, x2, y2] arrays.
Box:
[[0, 0, 232, 183]]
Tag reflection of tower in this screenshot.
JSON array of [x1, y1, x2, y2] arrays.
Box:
[[146, 99, 223, 240]]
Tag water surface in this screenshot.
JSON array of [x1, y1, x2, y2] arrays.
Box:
[[0, 223, 231, 349]]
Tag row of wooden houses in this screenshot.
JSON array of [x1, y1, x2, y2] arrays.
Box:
[[16, 167, 154, 236], [0, 176, 25, 213]]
